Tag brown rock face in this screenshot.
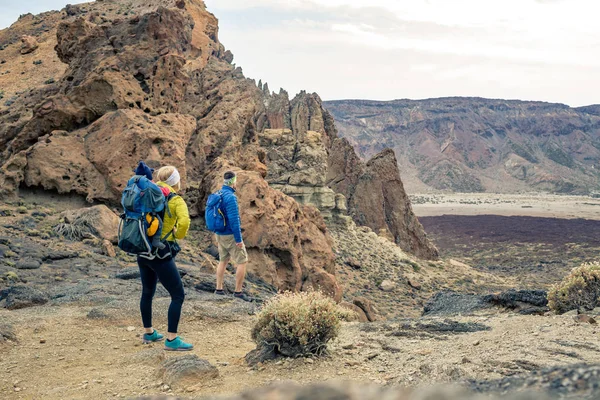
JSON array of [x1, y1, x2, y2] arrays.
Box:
[[20, 35, 39, 54], [62, 205, 120, 243], [204, 167, 341, 301], [0, 0, 436, 299], [328, 139, 439, 260]]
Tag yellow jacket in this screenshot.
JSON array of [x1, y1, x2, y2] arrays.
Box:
[[157, 182, 190, 241]]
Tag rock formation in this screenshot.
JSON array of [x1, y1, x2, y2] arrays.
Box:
[[325, 98, 600, 194], [19, 35, 39, 54], [0, 0, 437, 300], [328, 139, 439, 259]]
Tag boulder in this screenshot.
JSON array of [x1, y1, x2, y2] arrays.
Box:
[[0, 323, 17, 342], [1, 285, 49, 310], [20, 35, 39, 54], [379, 279, 396, 292], [339, 301, 369, 322], [407, 278, 422, 290], [345, 257, 361, 270], [573, 314, 597, 324], [101, 240, 116, 257], [423, 290, 549, 317], [62, 205, 119, 243], [158, 354, 218, 388], [15, 258, 41, 270], [353, 297, 379, 322]]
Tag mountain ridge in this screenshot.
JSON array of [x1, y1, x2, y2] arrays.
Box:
[[325, 97, 600, 194]]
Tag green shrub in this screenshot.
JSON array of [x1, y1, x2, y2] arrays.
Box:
[[548, 262, 600, 314], [251, 291, 351, 358]]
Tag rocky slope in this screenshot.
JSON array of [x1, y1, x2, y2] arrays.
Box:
[[325, 98, 600, 194], [0, 0, 437, 302]]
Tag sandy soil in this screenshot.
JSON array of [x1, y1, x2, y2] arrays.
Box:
[[411, 193, 600, 221], [2, 299, 600, 400]]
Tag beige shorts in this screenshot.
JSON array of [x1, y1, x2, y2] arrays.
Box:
[[216, 234, 248, 265]]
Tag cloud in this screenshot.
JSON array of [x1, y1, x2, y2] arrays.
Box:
[[208, 0, 600, 106], [0, 0, 87, 29]]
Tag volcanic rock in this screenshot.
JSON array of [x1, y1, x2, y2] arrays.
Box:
[[1, 285, 49, 310], [15, 258, 41, 270], [159, 354, 218, 388], [328, 139, 439, 259], [0, 0, 438, 306], [423, 289, 549, 316], [353, 297, 379, 322], [204, 169, 341, 300], [20, 35, 39, 54], [379, 279, 396, 292]]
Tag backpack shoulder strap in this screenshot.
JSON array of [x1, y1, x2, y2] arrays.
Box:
[[164, 192, 180, 219]]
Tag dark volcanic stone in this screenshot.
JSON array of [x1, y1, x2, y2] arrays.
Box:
[[424, 289, 549, 317], [115, 267, 141, 280], [15, 258, 42, 270], [44, 251, 78, 261], [87, 308, 109, 319], [159, 354, 218, 387], [483, 289, 548, 308], [423, 291, 488, 316], [245, 345, 278, 366], [415, 319, 491, 334], [1, 285, 49, 310]]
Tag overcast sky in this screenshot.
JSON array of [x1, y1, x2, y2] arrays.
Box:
[[2, 0, 598, 106]]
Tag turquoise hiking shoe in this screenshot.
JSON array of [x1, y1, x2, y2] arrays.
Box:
[[164, 336, 194, 351], [142, 330, 164, 344]]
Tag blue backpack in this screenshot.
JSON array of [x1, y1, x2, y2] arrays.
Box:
[[117, 175, 169, 259], [205, 190, 226, 232]]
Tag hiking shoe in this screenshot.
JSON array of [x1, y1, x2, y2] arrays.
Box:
[[234, 292, 253, 302], [142, 330, 164, 344], [214, 289, 226, 295], [164, 336, 193, 351]]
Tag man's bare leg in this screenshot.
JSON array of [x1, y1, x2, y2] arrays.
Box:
[[216, 258, 229, 291], [235, 262, 247, 293]]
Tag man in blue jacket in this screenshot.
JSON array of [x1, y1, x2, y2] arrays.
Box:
[[215, 171, 251, 301]]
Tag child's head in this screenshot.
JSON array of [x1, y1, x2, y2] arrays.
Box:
[[135, 160, 154, 181], [157, 165, 181, 192]]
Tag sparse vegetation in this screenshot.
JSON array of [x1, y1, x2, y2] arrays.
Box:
[[548, 262, 600, 314], [251, 291, 351, 358], [53, 222, 87, 241], [53, 212, 98, 241]]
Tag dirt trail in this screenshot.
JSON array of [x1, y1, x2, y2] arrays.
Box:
[[2, 298, 600, 399]]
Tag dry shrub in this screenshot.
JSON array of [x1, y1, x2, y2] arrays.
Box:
[[53, 211, 100, 241], [251, 291, 352, 358], [548, 262, 600, 314], [52, 222, 86, 241]]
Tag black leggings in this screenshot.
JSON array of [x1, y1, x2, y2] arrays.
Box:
[[138, 256, 185, 333]]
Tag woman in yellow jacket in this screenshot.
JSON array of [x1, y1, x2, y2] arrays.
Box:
[[137, 165, 193, 351]]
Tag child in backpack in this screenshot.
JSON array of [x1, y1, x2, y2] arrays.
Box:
[[134, 161, 166, 250]]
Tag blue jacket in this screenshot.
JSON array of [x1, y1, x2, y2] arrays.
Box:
[[217, 185, 243, 243]]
